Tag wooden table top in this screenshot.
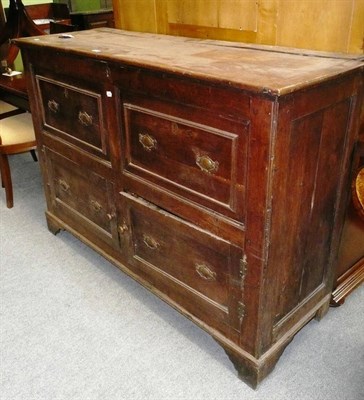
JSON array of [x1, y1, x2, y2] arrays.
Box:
[[15, 28, 364, 96], [0, 72, 29, 110], [0, 73, 27, 96]]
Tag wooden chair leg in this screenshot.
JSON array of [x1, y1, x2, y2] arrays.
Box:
[[0, 154, 5, 188], [0, 154, 14, 208], [30, 149, 38, 162]]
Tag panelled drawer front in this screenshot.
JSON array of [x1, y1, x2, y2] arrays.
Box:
[[37, 76, 107, 158], [45, 148, 117, 243], [118, 192, 243, 331], [122, 95, 248, 223]]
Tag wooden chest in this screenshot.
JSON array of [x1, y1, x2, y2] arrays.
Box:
[[16, 29, 363, 388]]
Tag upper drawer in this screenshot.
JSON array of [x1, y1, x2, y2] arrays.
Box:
[[36, 75, 109, 160], [121, 93, 249, 225]]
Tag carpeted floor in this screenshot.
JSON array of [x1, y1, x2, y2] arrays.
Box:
[[1, 153, 363, 400]]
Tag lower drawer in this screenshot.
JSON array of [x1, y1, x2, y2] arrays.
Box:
[[44, 147, 118, 248], [118, 192, 244, 335]]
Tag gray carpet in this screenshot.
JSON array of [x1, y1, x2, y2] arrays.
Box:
[[1, 153, 363, 400]]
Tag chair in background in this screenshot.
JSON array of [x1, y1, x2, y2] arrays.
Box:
[[49, 20, 78, 34], [0, 100, 37, 208], [0, 0, 45, 72], [0, 99, 24, 118], [25, 2, 71, 32]]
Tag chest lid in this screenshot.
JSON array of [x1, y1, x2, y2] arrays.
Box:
[[15, 28, 363, 96]]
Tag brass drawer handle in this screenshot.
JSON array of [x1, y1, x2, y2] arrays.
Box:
[[58, 178, 70, 192], [90, 199, 102, 212], [143, 234, 160, 250], [118, 221, 128, 234], [195, 263, 217, 281], [107, 212, 115, 221], [139, 133, 157, 151], [78, 111, 93, 127], [48, 99, 60, 114], [196, 155, 219, 174]]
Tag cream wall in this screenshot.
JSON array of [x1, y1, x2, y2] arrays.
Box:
[[22, 0, 50, 4], [112, 0, 364, 54]]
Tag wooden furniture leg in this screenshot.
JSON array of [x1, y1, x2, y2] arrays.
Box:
[[30, 149, 37, 162], [0, 153, 13, 208]]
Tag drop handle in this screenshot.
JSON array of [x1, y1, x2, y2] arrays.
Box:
[[58, 179, 70, 192], [195, 263, 217, 281], [90, 199, 102, 212], [107, 212, 116, 221], [78, 111, 93, 127], [143, 234, 160, 250], [48, 99, 60, 114], [139, 133, 157, 151], [196, 155, 219, 174], [118, 222, 128, 234]]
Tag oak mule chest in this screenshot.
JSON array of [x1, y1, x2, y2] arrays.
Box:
[[16, 29, 363, 388]]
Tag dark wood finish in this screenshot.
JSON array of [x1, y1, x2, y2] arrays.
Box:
[[49, 21, 77, 34], [16, 29, 364, 389], [331, 131, 364, 305], [0, 0, 45, 70], [70, 9, 114, 30], [0, 1, 72, 111], [331, 163, 364, 305], [24, 3, 70, 21], [22, 2, 71, 32], [0, 0, 49, 112], [332, 258, 364, 306]]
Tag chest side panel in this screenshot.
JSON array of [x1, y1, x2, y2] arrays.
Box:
[[260, 72, 363, 351]]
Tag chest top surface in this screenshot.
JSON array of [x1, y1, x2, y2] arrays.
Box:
[[15, 28, 363, 96]]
